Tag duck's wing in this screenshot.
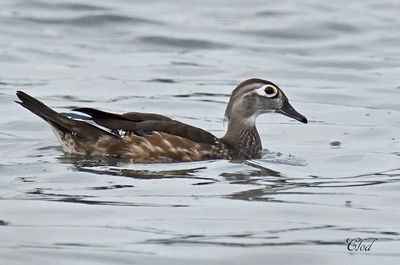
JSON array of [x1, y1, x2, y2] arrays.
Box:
[[73, 108, 220, 146], [122, 111, 172, 122]]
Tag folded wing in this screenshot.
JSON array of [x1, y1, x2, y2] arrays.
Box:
[[73, 108, 220, 146]]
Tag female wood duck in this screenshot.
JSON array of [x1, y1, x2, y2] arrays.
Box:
[[16, 78, 307, 162]]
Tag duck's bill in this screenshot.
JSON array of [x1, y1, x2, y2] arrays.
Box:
[[277, 101, 308, 124]]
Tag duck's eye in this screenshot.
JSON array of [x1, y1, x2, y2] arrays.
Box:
[[263, 85, 278, 98]]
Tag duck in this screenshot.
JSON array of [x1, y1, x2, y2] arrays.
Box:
[[15, 78, 307, 162]]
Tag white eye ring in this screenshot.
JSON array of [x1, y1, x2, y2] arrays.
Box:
[[256, 85, 278, 98]]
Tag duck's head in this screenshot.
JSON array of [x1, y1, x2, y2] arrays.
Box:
[[225, 78, 307, 124]]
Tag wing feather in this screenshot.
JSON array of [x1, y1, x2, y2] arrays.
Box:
[[73, 108, 220, 145]]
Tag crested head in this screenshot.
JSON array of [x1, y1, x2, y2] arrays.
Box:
[[225, 78, 307, 124]]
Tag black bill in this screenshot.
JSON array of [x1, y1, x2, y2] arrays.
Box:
[[277, 100, 308, 124]]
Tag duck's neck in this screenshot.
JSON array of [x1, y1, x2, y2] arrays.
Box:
[[222, 116, 262, 159]]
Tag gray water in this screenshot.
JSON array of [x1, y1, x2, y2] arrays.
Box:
[[1, 0, 400, 264]]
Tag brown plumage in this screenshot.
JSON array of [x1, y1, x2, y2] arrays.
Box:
[[15, 78, 307, 162]]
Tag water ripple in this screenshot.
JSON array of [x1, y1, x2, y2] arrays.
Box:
[[20, 14, 159, 26], [138, 36, 229, 50]]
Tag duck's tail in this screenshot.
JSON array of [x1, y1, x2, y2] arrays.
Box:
[[16, 91, 78, 134], [15, 91, 122, 154]]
